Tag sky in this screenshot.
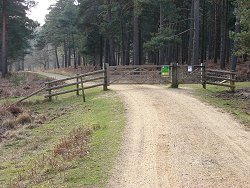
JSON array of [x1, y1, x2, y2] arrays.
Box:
[[27, 0, 56, 25]]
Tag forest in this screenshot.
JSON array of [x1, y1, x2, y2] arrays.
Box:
[[0, 0, 250, 77], [0, 1, 250, 186]]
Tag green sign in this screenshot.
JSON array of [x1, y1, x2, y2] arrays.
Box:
[[161, 65, 169, 77]]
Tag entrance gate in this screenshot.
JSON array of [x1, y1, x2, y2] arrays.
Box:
[[109, 65, 170, 84], [108, 64, 205, 86], [107, 63, 236, 92]]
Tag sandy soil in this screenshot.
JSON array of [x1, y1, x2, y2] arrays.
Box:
[[107, 84, 250, 188]]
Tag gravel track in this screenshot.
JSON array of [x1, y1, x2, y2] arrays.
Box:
[[107, 84, 250, 188], [34, 72, 250, 188]]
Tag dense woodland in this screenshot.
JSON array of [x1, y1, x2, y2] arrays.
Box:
[[0, 0, 250, 77]]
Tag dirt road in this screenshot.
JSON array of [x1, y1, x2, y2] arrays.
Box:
[[108, 84, 250, 188], [35, 72, 250, 187], [35, 71, 72, 81]]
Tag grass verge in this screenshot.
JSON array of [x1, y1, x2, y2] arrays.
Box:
[[0, 87, 125, 187], [183, 82, 250, 127]]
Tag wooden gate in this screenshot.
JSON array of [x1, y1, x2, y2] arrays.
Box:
[[108, 64, 237, 92], [169, 63, 206, 88], [109, 65, 170, 84]]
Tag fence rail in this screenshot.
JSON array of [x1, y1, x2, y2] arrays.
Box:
[[205, 68, 236, 92], [45, 64, 109, 101]]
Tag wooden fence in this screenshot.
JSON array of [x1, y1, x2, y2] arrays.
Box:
[[45, 64, 109, 101], [170, 64, 237, 92], [15, 64, 237, 104], [204, 69, 237, 92]]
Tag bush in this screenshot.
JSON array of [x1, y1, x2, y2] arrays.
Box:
[[2, 119, 16, 130], [7, 105, 23, 116], [10, 74, 25, 86], [16, 112, 32, 125]]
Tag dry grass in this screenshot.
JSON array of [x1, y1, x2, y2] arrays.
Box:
[[16, 112, 32, 125], [53, 127, 93, 160], [2, 119, 16, 129], [6, 105, 23, 116], [0, 104, 32, 139], [0, 102, 77, 142], [0, 72, 52, 99], [8, 127, 98, 187], [0, 105, 13, 120], [0, 89, 125, 187]]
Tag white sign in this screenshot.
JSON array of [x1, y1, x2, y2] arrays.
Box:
[[188, 66, 193, 72]]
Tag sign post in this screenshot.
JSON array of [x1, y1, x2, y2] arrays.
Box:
[[171, 63, 178, 88]]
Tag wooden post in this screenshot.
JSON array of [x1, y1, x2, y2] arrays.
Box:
[[80, 76, 86, 102], [171, 63, 178, 88], [76, 74, 79, 96], [201, 63, 206, 89], [106, 63, 110, 86], [48, 83, 52, 101], [103, 63, 108, 91], [230, 72, 236, 92]]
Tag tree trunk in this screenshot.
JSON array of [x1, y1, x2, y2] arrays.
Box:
[[226, 36, 231, 63], [121, 20, 126, 65], [231, 1, 240, 71], [61, 55, 64, 68], [133, 0, 140, 65], [220, 0, 227, 69], [159, 4, 164, 65], [64, 39, 68, 67], [109, 40, 116, 66], [99, 36, 103, 68], [20, 55, 25, 71], [187, 0, 194, 65], [16, 60, 21, 71], [1, 0, 7, 77], [139, 23, 143, 65], [72, 34, 77, 69], [183, 9, 189, 63], [106, 0, 116, 66], [191, 0, 200, 65], [214, 1, 221, 64], [125, 30, 130, 65], [104, 38, 109, 65], [167, 45, 173, 64], [200, 0, 206, 63], [55, 46, 60, 69], [68, 47, 71, 67], [208, 22, 214, 60], [77, 49, 81, 66]]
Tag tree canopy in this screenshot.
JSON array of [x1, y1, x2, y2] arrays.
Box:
[[0, 0, 39, 76], [1, 0, 250, 75]]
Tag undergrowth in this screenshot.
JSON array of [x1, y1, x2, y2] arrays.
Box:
[[0, 88, 125, 188]]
